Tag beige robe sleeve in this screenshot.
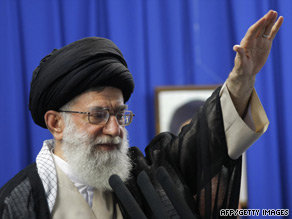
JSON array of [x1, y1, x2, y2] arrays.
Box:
[[220, 82, 269, 160]]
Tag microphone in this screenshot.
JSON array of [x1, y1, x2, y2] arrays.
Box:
[[137, 171, 170, 219], [156, 166, 197, 219], [109, 174, 147, 219]]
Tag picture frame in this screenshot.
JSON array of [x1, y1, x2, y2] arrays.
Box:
[[155, 85, 218, 134]]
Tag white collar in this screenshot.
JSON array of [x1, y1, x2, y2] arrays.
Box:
[[36, 139, 95, 211], [36, 139, 57, 213], [52, 151, 95, 207]]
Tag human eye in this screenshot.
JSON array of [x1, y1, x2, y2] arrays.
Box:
[[89, 110, 107, 123], [116, 111, 125, 121]]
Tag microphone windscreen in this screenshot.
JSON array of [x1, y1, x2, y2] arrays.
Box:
[[109, 174, 147, 219], [156, 166, 196, 219], [137, 171, 170, 219]]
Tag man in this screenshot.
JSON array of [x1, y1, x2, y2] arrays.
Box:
[[0, 10, 283, 218]]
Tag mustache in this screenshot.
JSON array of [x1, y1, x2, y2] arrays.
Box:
[[93, 136, 123, 145]]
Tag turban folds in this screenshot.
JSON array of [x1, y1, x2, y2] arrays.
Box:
[[29, 37, 134, 128]]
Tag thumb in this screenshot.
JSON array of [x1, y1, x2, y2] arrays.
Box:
[[233, 45, 245, 58]]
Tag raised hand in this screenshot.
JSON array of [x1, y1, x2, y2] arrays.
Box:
[[227, 10, 283, 117]]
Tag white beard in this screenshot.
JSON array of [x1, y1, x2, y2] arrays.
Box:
[[61, 117, 132, 191]]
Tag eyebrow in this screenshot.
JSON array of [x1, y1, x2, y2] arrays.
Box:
[[115, 104, 128, 111], [90, 104, 128, 111]]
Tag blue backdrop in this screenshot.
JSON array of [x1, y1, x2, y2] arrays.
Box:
[[0, 0, 291, 216]]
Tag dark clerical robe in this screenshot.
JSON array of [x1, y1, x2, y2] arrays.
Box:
[[0, 87, 242, 218]]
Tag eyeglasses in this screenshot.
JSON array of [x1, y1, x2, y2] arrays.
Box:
[[58, 109, 134, 126]]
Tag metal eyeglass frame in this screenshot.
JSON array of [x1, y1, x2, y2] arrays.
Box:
[[57, 109, 134, 126]]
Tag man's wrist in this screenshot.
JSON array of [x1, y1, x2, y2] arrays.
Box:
[[226, 71, 255, 117]]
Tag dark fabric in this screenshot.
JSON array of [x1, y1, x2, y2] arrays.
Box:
[[29, 37, 135, 128], [0, 163, 50, 219], [127, 87, 242, 218], [0, 87, 241, 218]]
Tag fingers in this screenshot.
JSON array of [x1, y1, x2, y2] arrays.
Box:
[[244, 10, 283, 40], [244, 10, 273, 39], [245, 16, 266, 39], [260, 11, 278, 37], [269, 16, 284, 39]]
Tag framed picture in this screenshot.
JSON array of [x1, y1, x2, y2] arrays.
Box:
[[155, 85, 218, 135], [154, 84, 248, 208]]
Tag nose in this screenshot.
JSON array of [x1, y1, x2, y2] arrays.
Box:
[[102, 115, 121, 137]]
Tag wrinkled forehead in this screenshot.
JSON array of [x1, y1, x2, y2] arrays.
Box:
[[71, 86, 125, 110]]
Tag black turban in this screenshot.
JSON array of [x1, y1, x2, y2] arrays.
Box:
[[29, 37, 134, 128]]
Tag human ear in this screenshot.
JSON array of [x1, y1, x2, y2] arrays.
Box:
[[44, 110, 65, 140]]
